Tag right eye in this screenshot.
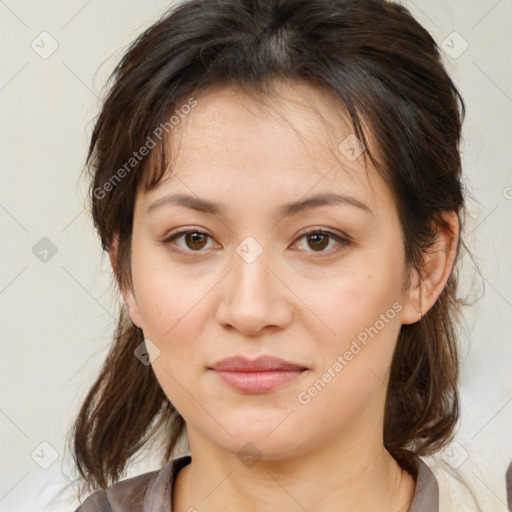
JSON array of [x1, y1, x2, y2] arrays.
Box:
[[161, 229, 218, 253]]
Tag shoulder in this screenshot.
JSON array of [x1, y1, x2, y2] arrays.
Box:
[[408, 456, 439, 512], [75, 488, 110, 512], [74, 454, 192, 512], [420, 452, 507, 512]]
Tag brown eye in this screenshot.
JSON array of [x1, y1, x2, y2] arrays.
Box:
[[162, 228, 350, 256], [306, 232, 330, 252], [162, 230, 214, 252], [296, 229, 350, 254], [183, 232, 209, 250]]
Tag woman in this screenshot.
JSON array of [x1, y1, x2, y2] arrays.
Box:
[[69, 0, 487, 510]]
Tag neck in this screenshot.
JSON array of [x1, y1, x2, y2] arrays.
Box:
[[172, 429, 416, 512]]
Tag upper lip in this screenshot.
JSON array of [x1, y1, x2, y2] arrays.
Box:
[[208, 355, 308, 372]]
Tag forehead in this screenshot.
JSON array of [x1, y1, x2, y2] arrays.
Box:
[[174, 80, 360, 172], [141, 80, 393, 218]]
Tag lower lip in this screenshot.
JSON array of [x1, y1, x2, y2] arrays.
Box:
[[211, 369, 306, 393]]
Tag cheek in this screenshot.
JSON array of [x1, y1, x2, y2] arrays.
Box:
[[307, 264, 403, 341], [130, 240, 208, 333], [129, 247, 223, 390], [306, 262, 405, 393], [298, 283, 403, 427], [131, 258, 211, 410]]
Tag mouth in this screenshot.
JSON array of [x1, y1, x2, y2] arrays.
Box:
[[209, 368, 307, 393], [208, 355, 309, 394]]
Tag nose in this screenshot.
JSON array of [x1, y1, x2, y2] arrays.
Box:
[[215, 246, 293, 336]]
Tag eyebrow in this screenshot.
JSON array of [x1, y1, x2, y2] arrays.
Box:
[[147, 192, 372, 218]]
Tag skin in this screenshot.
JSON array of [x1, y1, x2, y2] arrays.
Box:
[[116, 80, 459, 512]]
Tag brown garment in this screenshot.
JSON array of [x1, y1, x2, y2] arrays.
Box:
[[75, 454, 439, 511]]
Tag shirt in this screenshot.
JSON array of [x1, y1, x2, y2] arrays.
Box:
[[74, 454, 440, 512]]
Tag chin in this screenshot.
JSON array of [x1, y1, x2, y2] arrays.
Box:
[[213, 421, 309, 458]]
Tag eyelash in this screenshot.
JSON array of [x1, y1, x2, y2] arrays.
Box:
[[160, 228, 351, 256]]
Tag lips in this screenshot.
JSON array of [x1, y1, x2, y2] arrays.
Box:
[[208, 355, 308, 372], [208, 355, 308, 393]]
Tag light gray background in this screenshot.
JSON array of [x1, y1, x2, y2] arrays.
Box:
[[0, 1, 511, 510]]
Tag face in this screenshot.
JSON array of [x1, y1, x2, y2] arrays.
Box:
[[124, 81, 419, 460]]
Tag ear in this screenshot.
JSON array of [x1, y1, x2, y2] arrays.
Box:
[[402, 211, 460, 325], [109, 237, 143, 329]]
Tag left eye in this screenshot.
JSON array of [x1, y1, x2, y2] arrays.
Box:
[[295, 229, 350, 253], [161, 229, 350, 254]]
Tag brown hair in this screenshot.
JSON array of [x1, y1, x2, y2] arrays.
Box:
[[69, 0, 468, 497]]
